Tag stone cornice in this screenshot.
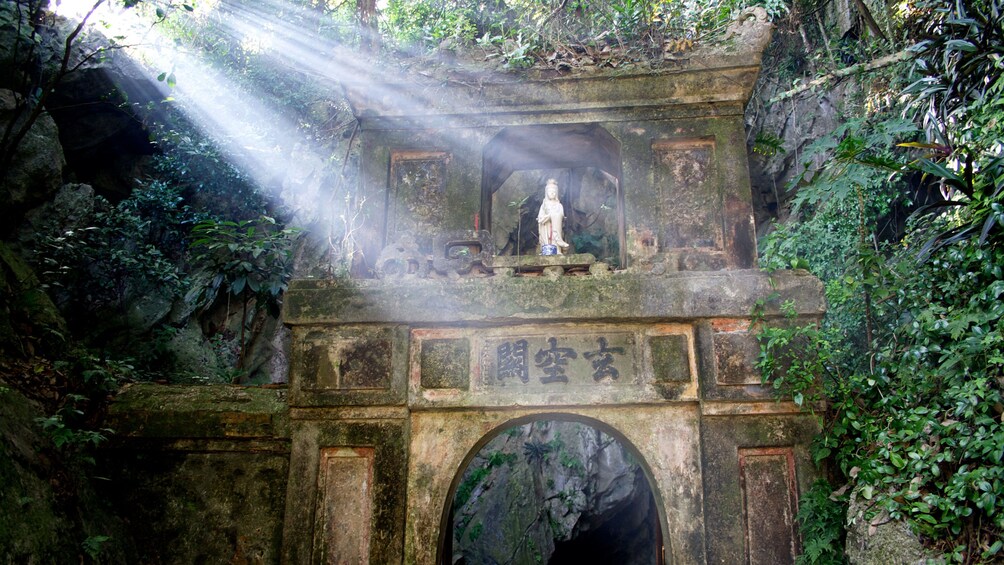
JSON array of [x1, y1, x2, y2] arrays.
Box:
[[283, 269, 824, 325]]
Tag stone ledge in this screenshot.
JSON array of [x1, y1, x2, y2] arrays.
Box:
[[107, 384, 290, 439], [284, 269, 823, 325]]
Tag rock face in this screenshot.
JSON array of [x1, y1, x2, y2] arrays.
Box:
[[0, 89, 66, 222], [45, 52, 156, 199], [0, 387, 134, 563], [451, 420, 659, 565], [844, 498, 938, 565]]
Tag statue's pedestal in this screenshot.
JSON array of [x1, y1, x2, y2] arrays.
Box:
[[487, 252, 598, 277]]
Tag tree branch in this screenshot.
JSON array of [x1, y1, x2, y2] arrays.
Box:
[[1, 0, 106, 181], [769, 48, 915, 104], [853, 0, 887, 42]]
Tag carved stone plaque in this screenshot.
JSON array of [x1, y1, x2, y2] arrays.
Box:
[[740, 448, 799, 564], [315, 447, 374, 564], [480, 332, 639, 388]]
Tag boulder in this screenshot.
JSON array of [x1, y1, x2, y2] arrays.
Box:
[[845, 497, 941, 564], [0, 2, 35, 89], [1, 89, 66, 225], [162, 320, 226, 383], [0, 241, 66, 355], [15, 183, 96, 253]]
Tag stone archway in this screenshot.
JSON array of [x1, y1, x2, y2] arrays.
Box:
[[437, 414, 666, 565], [404, 403, 705, 565]]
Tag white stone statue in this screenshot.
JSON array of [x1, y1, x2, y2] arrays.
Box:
[[537, 178, 569, 254]]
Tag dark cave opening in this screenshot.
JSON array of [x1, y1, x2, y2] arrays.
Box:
[[548, 470, 661, 565], [445, 419, 664, 565]]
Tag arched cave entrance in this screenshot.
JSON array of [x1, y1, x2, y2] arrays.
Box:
[[438, 415, 666, 565], [481, 124, 626, 267]]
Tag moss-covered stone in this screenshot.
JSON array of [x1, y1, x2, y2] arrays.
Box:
[[845, 498, 939, 564], [99, 448, 290, 564], [0, 241, 67, 354], [106, 383, 290, 439], [649, 334, 691, 383], [0, 388, 77, 563], [289, 325, 409, 407], [284, 269, 824, 325], [420, 338, 470, 389], [94, 384, 292, 564], [700, 413, 820, 565], [1, 387, 133, 564], [282, 417, 409, 564]]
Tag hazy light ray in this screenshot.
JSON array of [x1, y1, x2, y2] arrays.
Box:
[[48, 0, 343, 226], [206, 0, 505, 134], [214, 0, 457, 109], [215, 2, 397, 84], [56, 0, 553, 248]]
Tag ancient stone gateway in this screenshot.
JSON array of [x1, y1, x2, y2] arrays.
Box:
[[275, 10, 824, 564], [102, 10, 825, 564], [281, 269, 823, 564]]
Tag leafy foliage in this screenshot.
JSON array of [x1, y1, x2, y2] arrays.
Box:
[[523, 439, 553, 465], [189, 215, 298, 372], [34, 182, 187, 325], [758, 0, 1004, 560], [379, 0, 792, 66], [36, 392, 113, 465], [795, 480, 847, 565], [189, 215, 298, 316], [383, 0, 478, 49], [150, 127, 269, 222]]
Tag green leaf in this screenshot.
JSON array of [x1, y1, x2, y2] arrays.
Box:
[[861, 485, 874, 500], [890, 452, 906, 469], [945, 39, 977, 52]]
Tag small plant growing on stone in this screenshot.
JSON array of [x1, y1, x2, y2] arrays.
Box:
[[189, 215, 299, 371], [523, 440, 552, 466], [36, 394, 113, 466], [82, 535, 111, 562]]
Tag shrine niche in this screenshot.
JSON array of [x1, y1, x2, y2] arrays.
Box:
[[481, 124, 624, 266], [346, 19, 767, 279]]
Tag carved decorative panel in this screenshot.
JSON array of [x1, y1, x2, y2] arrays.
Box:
[[298, 329, 394, 391], [420, 338, 470, 389], [387, 151, 450, 252], [648, 334, 692, 383], [739, 447, 799, 565], [652, 139, 722, 251], [315, 447, 375, 564]]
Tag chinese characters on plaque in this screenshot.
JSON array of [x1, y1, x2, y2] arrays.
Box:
[[485, 334, 634, 387]]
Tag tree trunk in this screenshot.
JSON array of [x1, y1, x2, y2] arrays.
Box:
[[357, 0, 378, 53]]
